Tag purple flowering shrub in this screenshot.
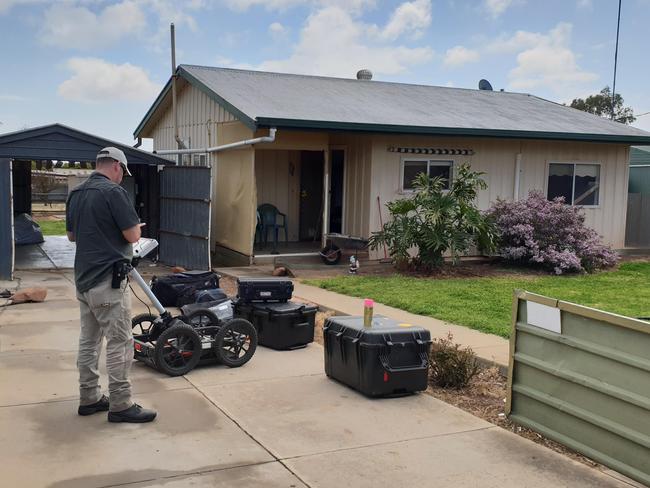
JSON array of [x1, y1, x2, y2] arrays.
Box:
[[486, 191, 618, 274]]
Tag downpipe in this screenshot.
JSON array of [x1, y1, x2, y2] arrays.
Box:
[[154, 128, 277, 156]]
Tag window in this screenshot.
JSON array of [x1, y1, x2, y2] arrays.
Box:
[[547, 163, 600, 206], [192, 153, 208, 167], [402, 160, 453, 191]]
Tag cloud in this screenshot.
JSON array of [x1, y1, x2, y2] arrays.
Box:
[[484, 0, 514, 17], [37, 1, 204, 52], [269, 21, 288, 39], [576, 0, 592, 8], [256, 5, 432, 77], [443, 46, 479, 67], [224, 0, 376, 14], [486, 30, 545, 53], [0, 0, 48, 15], [224, 0, 307, 11], [379, 0, 431, 41], [143, 0, 205, 53], [40, 1, 146, 49], [503, 23, 598, 94], [58, 58, 160, 102]]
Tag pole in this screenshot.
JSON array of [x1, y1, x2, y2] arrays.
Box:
[[611, 0, 622, 120]]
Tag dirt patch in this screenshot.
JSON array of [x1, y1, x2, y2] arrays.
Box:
[[295, 256, 647, 281]]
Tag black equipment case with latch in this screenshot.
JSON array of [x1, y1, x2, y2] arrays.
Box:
[[236, 277, 294, 303], [150, 271, 220, 307], [323, 315, 431, 397], [233, 300, 316, 350]]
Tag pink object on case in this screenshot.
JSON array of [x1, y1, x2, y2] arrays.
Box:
[[364, 299, 374, 307]]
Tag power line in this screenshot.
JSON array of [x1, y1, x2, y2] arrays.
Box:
[[611, 0, 622, 119]]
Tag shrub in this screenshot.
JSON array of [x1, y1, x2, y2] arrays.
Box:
[[369, 163, 497, 271], [429, 333, 480, 389], [486, 191, 618, 274]]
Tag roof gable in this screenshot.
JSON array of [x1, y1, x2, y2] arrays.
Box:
[[0, 124, 171, 165]]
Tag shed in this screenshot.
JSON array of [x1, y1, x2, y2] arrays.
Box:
[[0, 124, 172, 280]]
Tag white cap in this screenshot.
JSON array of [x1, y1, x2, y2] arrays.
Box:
[[96, 146, 132, 176]]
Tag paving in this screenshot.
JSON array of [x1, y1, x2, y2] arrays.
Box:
[[0, 269, 639, 488], [15, 236, 76, 270]]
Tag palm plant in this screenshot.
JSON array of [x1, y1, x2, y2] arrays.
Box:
[[369, 163, 496, 271]]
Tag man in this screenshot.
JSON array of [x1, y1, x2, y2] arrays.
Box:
[[66, 147, 156, 423]]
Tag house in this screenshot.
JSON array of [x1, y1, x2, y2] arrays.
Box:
[[134, 65, 650, 265]]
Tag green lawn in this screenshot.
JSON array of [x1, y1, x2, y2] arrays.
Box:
[[305, 262, 650, 338], [36, 219, 67, 236]]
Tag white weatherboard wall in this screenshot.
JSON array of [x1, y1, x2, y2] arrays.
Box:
[[148, 81, 238, 157], [368, 136, 630, 259]]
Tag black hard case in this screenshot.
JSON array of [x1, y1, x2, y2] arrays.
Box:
[[151, 271, 220, 307], [236, 277, 294, 303], [323, 315, 431, 397], [234, 300, 316, 350]]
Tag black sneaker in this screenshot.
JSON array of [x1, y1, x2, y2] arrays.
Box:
[[78, 395, 110, 416], [108, 404, 157, 423]]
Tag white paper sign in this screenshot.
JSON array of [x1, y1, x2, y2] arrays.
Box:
[[526, 301, 561, 334]]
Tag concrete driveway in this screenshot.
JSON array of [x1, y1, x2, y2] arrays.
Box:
[[0, 270, 637, 488]]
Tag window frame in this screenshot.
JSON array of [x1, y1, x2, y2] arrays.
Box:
[[546, 161, 601, 208], [400, 158, 454, 193]]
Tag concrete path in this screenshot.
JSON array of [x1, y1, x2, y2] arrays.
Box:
[[0, 270, 638, 488], [216, 266, 509, 371], [15, 236, 76, 270]]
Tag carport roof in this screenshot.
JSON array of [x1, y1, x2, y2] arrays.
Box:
[[0, 123, 171, 165], [134, 65, 650, 145]]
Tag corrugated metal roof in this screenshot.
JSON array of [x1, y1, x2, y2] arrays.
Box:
[[0, 123, 171, 165], [631, 146, 650, 165], [134, 65, 650, 144]]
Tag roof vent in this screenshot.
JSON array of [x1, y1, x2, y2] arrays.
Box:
[[478, 79, 493, 91], [356, 69, 373, 80]]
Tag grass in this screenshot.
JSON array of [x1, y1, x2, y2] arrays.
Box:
[[36, 219, 67, 236], [305, 262, 650, 338]]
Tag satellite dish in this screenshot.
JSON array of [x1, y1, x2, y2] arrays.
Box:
[[478, 79, 493, 91]]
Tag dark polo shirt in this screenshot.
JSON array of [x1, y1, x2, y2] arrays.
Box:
[[66, 172, 140, 293]]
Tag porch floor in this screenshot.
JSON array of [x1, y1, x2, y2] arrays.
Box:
[[254, 240, 321, 255]]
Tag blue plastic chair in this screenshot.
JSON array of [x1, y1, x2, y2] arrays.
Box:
[[256, 204, 288, 252]]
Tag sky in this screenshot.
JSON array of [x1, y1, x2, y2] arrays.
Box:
[[1, 0, 649, 151]]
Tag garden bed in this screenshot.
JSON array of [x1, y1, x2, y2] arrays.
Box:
[[305, 261, 650, 337]]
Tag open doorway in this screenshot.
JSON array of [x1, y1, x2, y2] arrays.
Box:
[[329, 149, 345, 234], [299, 151, 324, 241]]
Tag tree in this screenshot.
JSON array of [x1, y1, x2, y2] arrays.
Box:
[[369, 164, 497, 271], [570, 86, 636, 124]]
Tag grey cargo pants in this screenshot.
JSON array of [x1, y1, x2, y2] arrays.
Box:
[[76, 276, 133, 412]]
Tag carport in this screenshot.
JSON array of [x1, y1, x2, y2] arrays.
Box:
[[0, 123, 171, 280]]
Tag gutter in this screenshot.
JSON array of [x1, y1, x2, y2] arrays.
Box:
[[255, 117, 650, 145], [154, 128, 277, 156]]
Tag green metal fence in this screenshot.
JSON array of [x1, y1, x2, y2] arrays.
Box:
[[507, 291, 650, 486]]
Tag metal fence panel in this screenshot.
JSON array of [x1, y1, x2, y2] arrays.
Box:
[[158, 166, 211, 270], [507, 291, 650, 486], [0, 159, 14, 280], [625, 193, 650, 246]]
